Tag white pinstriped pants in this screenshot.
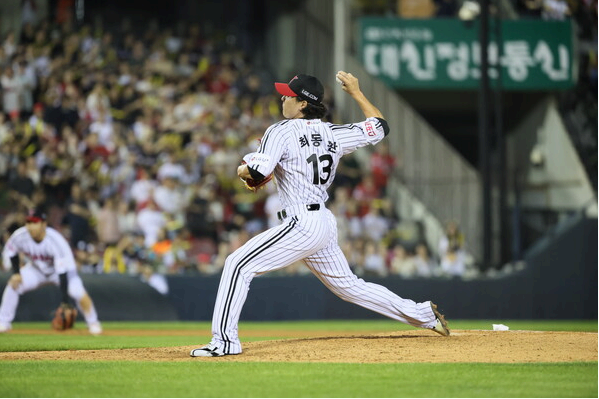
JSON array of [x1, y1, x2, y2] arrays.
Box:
[[210, 205, 438, 354]]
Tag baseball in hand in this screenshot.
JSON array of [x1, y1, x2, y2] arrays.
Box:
[[335, 72, 344, 86]]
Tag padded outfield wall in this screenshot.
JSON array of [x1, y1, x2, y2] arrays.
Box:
[[2, 217, 596, 322]]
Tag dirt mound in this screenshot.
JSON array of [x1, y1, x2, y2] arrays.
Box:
[[1, 330, 596, 363]]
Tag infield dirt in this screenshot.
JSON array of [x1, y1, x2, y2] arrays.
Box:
[[1, 329, 596, 363]]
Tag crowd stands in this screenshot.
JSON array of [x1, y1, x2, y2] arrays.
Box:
[[0, 17, 471, 292]]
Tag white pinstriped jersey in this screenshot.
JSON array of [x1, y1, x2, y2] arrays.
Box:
[[247, 117, 386, 209], [2, 227, 77, 275], [203, 114, 441, 356]]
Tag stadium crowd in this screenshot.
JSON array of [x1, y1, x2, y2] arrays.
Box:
[[0, 15, 473, 287]]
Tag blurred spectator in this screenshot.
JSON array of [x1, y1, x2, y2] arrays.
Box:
[[185, 182, 218, 240], [82, 132, 111, 167], [8, 159, 35, 206], [86, 83, 110, 121], [116, 199, 138, 236], [175, 53, 194, 78], [342, 237, 365, 273], [130, 167, 158, 208], [1, 66, 21, 115], [157, 151, 186, 181], [361, 240, 388, 278], [16, 60, 36, 116], [361, 203, 391, 241], [330, 186, 352, 216], [413, 243, 438, 277], [147, 226, 189, 274], [370, 141, 396, 194], [97, 196, 127, 275], [28, 103, 53, 141], [137, 199, 166, 247], [353, 175, 381, 216], [153, 175, 186, 218], [89, 107, 115, 149], [438, 220, 466, 277], [102, 245, 127, 274], [20, 22, 36, 45], [84, 187, 102, 224], [2, 32, 16, 59], [542, 0, 571, 19], [165, 229, 192, 274], [330, 202, 350, 247], [389, 244, 417, 278], [64, 183, 92, 247], [120, 233, 149, 273], [96, 196, 121, 247], [25, 155, 41, 185], [75, 241, 101, 274], [345, 199, 364, 240]]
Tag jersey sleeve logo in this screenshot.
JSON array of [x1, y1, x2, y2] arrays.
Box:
[[365, 121, 376, 137], [249, 153, 271, 166]]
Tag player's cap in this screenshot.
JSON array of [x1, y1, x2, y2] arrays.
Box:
[[275, 74, 324, 105], [26, 208, 47, 223]]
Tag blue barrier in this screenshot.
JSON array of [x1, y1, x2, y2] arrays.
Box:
[[1, 218, 595, 321]]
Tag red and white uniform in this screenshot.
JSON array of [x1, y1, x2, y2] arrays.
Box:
[[0, 227, 99, 327]]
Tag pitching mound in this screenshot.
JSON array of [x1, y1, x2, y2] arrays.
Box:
[[1, 330, 596, 363]]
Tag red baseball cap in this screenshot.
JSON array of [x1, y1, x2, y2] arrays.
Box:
[[26, 208, 47, 223]]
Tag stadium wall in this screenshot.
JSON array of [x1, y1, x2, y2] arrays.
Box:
[[2, 217, 595, 322], [3, 275, 180, 322]]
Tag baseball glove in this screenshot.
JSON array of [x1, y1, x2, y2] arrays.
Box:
[[51, 303, 78, 331], [240, 174, 273, 192], [240, 160, 273, 192]]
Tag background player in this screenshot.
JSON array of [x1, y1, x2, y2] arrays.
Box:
[[190, 71, 449, 357], [0, 208, 103, 334]]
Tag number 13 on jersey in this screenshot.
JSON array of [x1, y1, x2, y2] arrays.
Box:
[[307, 153, 333, 185]]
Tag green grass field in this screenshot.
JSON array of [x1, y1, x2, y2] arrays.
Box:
[[0, 320, 596, 398]]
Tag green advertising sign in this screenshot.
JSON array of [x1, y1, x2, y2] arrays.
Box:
[[359, 18, 575, 90]]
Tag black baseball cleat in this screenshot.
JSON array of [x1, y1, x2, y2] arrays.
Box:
[[430, 302, 450, 336]]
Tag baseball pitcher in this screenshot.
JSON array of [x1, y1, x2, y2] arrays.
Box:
[[190, 71, 449, 357]]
